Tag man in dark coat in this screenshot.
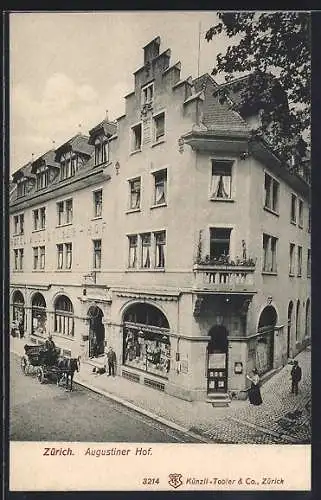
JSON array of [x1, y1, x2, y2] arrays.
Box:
[[105, 347, 117, 377], [291, 360, 302, 395], [44, 335, 57, 365]]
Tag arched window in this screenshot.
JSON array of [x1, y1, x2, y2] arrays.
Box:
[[296, 300, 301, 342], [12, 290, 24, 305], [287, 301, 294, 359], [256, 305, 278, 374], [54, 295, 74, 337], [123, 303, 170, 378], [31, 293, 47, 336], [305, 299, 311, 338], [12, 290, 25, 335]]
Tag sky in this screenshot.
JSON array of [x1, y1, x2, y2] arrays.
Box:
[[10, 11, 233, 174]]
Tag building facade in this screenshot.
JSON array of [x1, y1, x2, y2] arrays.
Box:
[[10, 37, 311, 403]]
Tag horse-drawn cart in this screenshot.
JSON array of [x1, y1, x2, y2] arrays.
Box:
[[21, 344, 79, 390]]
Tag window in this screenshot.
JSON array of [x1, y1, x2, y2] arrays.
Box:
[[210, 228, 231, 261], [17, 181, 27, 198], [307, 249, 311, 277], [289, 243, 295, 275], [36, 169, 50, 190], [57, 199, 73, 225], [297, 246, 302, 277], [298, 200, 303, 228], [308, 207, 311, 232], [128, 235, 138, 268], [155, 231, 166, 268], [141, 233, 151, 268], [13, 249, 24, 271], [93, 190, 102, 218], [60, 153, 78, 180], [129, 178, 141, 210], [153, 169, 167, 206], [54, 295, 74, 337], [94, 140, 108, 166], [56, 243, 72, 270], [210, 160, 233, 200], [153, 112, 165, 142], [291, 194, 297, 223], [264, 173, 279, 212], [33, 207, 46, 230], [13, 214, 24, 235], [33, 246, 45, 270], [262, 234, 278, 273], [131, 124, 142, 152], [141, 82, 154, 106], [93, 239, 102, 269]]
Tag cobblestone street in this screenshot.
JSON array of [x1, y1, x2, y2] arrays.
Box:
[[11, 338, 311, 444]]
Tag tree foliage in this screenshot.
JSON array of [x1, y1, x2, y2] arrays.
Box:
[[206, 12, 311, 166]]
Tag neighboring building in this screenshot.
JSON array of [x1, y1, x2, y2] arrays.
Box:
[[10, 37, 310, 403]]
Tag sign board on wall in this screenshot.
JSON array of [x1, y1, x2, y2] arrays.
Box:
[[208, 353, 226, 369]]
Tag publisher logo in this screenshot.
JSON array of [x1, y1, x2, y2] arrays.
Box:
[[168, 473, 183, 489]]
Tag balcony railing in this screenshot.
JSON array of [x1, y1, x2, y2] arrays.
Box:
[[193, 262, 256, 293]]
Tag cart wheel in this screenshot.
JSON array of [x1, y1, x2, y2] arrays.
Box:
[[37, 367, 45, 384], [21, 356, 29, 375]]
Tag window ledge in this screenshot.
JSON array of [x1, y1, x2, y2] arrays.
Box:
[[12, 233, 24, 237], [55, 269, 72, 272], [56, 223, 73, 228], [12, 270, 24, 272], [151, 139, 165, 148], [150, 203, 167, 210], [32, 270, 45, 273], [297, 274, 302, 278], [264, 206, 279, 217], [129, 149, 142, 156], [210, 197, 235, 203], [126, 208, 141, 214], [262, 271, 278, 276], [289, 273, 295, 277], [32, 228, 46, 233], [290, 220, 297, 226], [92, 216, 103, 221], [125, 268, 165, 273]]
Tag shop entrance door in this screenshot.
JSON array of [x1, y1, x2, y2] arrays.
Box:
[[88, 306, 105, 358], [207, 325, 228, 394]]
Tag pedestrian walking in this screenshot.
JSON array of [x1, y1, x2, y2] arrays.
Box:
[[105, 346, 116, 377], [290, 360, 302, 395], [246, 368, 263, 406]]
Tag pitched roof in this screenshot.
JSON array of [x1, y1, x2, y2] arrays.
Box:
[[55, 134, 94, 159], [193, 73, 249, 133]]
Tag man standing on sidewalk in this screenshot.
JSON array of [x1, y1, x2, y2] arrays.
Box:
[[105, 347, 117, 377], [291, 360, 302, 395]]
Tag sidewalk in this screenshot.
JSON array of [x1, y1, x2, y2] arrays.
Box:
[[11, 337, 311, 444]]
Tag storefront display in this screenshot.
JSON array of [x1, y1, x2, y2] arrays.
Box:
[[124, 325, 171, 378]]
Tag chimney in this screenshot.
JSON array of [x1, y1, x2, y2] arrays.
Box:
[[143, 36, 161, 65]]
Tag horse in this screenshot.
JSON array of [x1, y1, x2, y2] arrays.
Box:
[[56, 356, 80, 391]]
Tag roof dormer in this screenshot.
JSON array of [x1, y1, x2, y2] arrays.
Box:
[[54, 134, 94, 181], [31, 150, 60, 191], [89, 119, 117, 167]]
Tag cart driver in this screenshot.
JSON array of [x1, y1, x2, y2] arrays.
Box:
[[44, 334, 57, 365]]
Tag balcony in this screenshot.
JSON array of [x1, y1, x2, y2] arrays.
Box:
[[193, 258, 256, 294]]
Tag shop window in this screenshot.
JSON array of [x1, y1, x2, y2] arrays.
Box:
[[31, 293, 47, 336], [262, 233, 278, 273], [54, 295, 74, 337], [124, 328, 170, 378], [153, 169, 167, 206], [153, 112, 165, 143], [93, 239, 102, 269], [289, 243, 295, 275], [264, 173, 279, 213], [131, 124, 142, 152], [211, 160, 232, 200], [129, 178, 141, 210], [93, 189, 102, 218], [291, 194, 297, 224], [210, 227, 231, 261]]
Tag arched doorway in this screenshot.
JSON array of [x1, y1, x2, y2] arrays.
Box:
[[207, 325, 229, 394], [54, 295, 74, 337], [257, 305, 277, 374], [287, 301, 294, 358], [305, 299, 311, 338], [31, 293, 47, 337], [87, 306, 105, 358], [123, 303, 171, 378], [12, 290, 25, 338], [296, 300, 301, 342]]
